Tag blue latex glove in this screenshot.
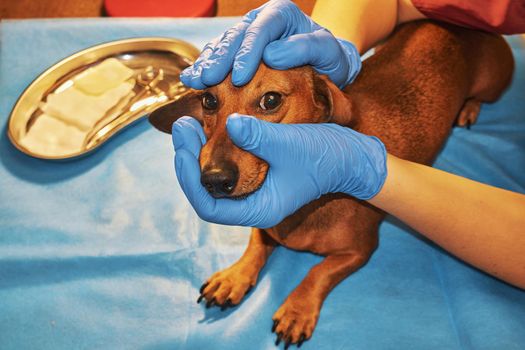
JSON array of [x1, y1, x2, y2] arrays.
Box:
[[180, 0, 361, 89], [172, 115, 387, 229]]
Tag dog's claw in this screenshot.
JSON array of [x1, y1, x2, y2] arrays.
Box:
[[197, 294, 204, 304], [221, 299, 232, 311], [466, 120, 471, 130], [298, 334, 306, 348], [206, 297, 215, 308], [275, 332, 283, 346], [199, 282, 209, 294], [244, 285, 253, 298], [284, 339, 291, 350], [271, 319, 279, 333]]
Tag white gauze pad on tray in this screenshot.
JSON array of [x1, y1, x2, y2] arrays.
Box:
[[74, 57, 135, 95]]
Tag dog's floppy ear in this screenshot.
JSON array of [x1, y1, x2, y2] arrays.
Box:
[[313, 74, 354, 127], [148, 90, 203, 134]]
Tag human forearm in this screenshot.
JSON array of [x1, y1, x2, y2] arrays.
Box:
[[369, 154, 525, 289], [312, 0, 425, 53]]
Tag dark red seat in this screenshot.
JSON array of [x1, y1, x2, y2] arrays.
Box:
[[104, 0, 216, 17]]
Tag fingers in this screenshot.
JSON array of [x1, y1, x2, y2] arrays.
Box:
[[172, 117, 215, 220], [226, 113, 315, 168], [226, 114, 282, 162], [231, 1, 299, 85], [181, 0, 316, 88], [263, 32, 319, 70], [179, 1, 269, 89], [174, 148, 219, 223], [172, 117, 255, 226], [172, 116, 220, 222], [172, 116, 206, 158], [264, 29, 350, 88], [176, 149, 261, 227], [180, 38, 220, 89], [174, 115, 309, 229], [264, 30, 362, 89], [172, 115, 269, 226], [334, 38, 362, 86], [199, 20, 251, 86]]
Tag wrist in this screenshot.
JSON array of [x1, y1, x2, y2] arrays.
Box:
[[335, 130, 388, 200]]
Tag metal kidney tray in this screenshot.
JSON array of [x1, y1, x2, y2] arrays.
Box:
[[7, 37, 199, 160]]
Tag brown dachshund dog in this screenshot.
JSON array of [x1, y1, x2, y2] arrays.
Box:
[[149, 21, 513, 348]]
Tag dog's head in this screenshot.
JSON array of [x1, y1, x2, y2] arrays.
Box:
[[149, 64, 352, 199]]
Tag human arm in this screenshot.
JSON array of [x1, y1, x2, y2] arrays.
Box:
[[312, 0, 425, 54], [313, 0, 525, 53], [369, 154, 525, 289]]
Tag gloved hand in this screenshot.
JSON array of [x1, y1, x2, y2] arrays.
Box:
[[180, 0, 361, 89], [172, 115, 387, 229]]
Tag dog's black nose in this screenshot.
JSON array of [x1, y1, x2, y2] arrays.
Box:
[[201, 164, 239, 198]]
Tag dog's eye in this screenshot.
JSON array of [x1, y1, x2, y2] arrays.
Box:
[[202, 92, 218, 110], [259, 92, 282, 111]]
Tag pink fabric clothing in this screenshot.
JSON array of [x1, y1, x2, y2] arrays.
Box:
[[411, 0, 525, 34]]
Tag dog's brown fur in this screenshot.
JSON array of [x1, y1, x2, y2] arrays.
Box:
[[149, 21, 513, 346]]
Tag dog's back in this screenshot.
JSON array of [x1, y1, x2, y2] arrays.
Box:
[[344, 20, 514, 164]]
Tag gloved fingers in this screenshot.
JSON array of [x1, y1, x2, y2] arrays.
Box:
[[172, 116, 206, 158], [180, 0, 269, 88], [231, 1, 300, 86], [334, 38, 362, 86], [306, 32, 361, 88], [264, 30, 348, 88], [226, 114, 288, 165], [200, 20, 252, 86], [262, 32, 319, 70], [174, 149, 220, 223], [173, 116, 265, 227], [175, 148, 260, 227], [264, 30, 362, 89], [197, 0, 270, 84], [180, 38, 220, 89]]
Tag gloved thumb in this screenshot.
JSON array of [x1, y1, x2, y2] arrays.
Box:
[[263, 30, 361, 89], [226, 114, 281, 163], [262, 33, 315, 70], [174, 148, 218, 223], [172, 116, 206, 158]]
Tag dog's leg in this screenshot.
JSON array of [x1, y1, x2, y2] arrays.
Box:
[[272, 252, 370, 347], [456, 98, 482, 129], [198, 228, 277, 309], [272, 252, 369, 346]]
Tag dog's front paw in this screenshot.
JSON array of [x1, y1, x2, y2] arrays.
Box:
[[272, 291, 321, 349], [197, 264, 256, 310]]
